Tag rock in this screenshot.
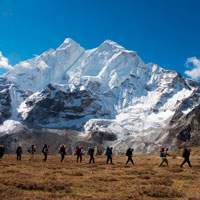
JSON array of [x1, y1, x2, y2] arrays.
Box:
[[90, 131, 117, 144], [95, 145, 105, 155]]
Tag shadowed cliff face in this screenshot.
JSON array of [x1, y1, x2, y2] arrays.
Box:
[[0, 80, 12, 124], [170, 87, 200, 125], [89, 130, 117, 144], [19, 84, 110, 129], [170, 103, 200, 147]]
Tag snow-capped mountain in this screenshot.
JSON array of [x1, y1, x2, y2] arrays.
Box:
[[0, 38, 200, 153]]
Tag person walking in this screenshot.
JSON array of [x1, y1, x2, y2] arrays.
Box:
[[106, 146, 113, 164], [29, 145, 36, 161], [77, 146, 83, 163], [126, 148, 134, 165], [88, 147, 95, 164], [180, 148, 192, 168], [159, 148, 169, 167], [0, 145, 5, 159], [59, 144, 66, 162], [42, 144, 49, 162], [16, 146, 23, 161]]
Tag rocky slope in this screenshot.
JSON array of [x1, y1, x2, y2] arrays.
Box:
[[169, 87, 200, 147]]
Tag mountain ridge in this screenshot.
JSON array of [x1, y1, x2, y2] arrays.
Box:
[[0, 38, 200, 153]]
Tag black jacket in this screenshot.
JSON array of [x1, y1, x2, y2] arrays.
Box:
[[107, 148, 112, 156], [77, 148, 82, 155], [59, 146, 66, 154], [126, 149, 133, 157], [88, 148, 94, 156], [183, 150, 190, 159]]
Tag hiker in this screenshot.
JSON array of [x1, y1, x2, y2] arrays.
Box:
[[59, 144, 66, 162], [180, 148, 192, 168], [159, 148, 169, 167], [126, 148, 134, 165], [76, 145, 83, 163], [42, 144, 49, 162], [105, 146, 113, 164], [28, 145, 36, 161], [0, 145, 5, 159], [16, 146, 23, 161], [88, 147, 95, 164]]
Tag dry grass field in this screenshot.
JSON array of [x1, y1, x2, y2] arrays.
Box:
[[0, 148, 200, 200]]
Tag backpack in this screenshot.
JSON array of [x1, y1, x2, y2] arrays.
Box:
[[59, 146, 64, 153], [126, 148, 130, 156], [75, 146, 79, 154], [19, 147, 22, 154], [16, 147, 22, 154], [28, 146, 33, 153], [160, 151, 163, 157], [33, 146, 36, 152], [42, 145, 47, 153], [105, 146, 110, 156], [88, 148, 94, 155], [182, 149, 187, 158], [88, 148, 91, 155]]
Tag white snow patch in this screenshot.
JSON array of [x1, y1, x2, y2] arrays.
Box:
[[0, 120, 22, 136]]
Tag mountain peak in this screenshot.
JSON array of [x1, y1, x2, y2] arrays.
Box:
[[57, 38, 84, 50], [63, 38, 76, 44], [99, 40, 125, 50]]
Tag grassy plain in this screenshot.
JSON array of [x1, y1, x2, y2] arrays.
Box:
[[0, 148, 200, 200]]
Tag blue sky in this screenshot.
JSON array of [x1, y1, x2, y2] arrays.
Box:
[[0, 0, 200, 80]]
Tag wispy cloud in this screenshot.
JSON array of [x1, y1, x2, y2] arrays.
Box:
[[0, 51, 12, 69], [184, 57, 200, 80]]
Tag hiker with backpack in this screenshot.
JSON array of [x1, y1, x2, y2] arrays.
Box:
[[105, 146, 113, 164], [0, 145, 5, 159], [59, 144, 66, 162], [28, 145, 36, 161], [180, 148, 192, 168], [126, 148, 134, 165], [88, 147, 95, 164], [159, 148, 169, 167], [16, 146, 23, 161], [76, 145, 83, 163], [42, 144, 49, 162]]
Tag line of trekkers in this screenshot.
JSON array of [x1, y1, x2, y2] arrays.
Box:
[[0, 144, 192, 168], [159, 147, 192, 168]]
